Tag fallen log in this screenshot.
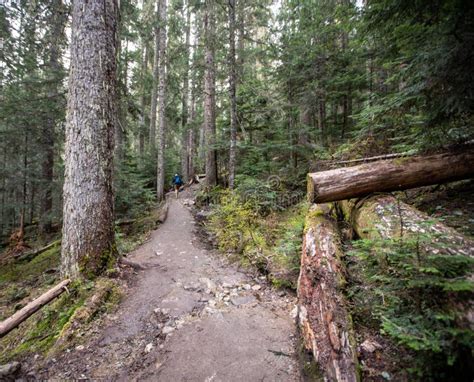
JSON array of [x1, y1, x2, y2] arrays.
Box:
[[15, 239, 61, 262], [297, 204, 359, 382], [338, 195, 474, 257], [322, 152, 412, 167], [308, 148, 474, 203], [0, 279, 70, 338]]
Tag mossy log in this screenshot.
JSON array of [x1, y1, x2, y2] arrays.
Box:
[[15, 239, 61, 262], [308, 148, 474, 203], [297, 204, 359, 382], [0, 279, 71, 338], [338, 195, 474, 256]]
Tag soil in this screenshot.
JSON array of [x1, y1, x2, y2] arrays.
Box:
[[31, 186, 301, 381]]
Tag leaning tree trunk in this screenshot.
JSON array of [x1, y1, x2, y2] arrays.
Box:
[[338, 195, 474, 257], [203, 0, 217, 186], [298, 204, 359, 382], [308, 148, 474, 203], [156, 0, 167, 202], [61, 0, 118, 279]]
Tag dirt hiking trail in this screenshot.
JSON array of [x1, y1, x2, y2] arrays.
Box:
[[37, 187, 301, 381]]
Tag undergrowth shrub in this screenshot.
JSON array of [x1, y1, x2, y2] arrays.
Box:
[[208, 190, 265, 255], [208, 186, 307, 287], [348, 235, 474, 380]]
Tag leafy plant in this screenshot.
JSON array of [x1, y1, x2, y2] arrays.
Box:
[[348, 234, 474, 380]]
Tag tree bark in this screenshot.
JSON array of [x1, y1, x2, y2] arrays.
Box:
[[139, 42, 148, 156], [338, 195, 474, 257], [203, 0, 217, 186], [298, 204, 359, 382], [308, 148, 474, 203], [181, 2, 191, 182], [61, 0, 118, 279], [228, 0, 237, 189], [149, 1, 161, 153], [156, 0, 167, 202], [0, 279, 70, 338]]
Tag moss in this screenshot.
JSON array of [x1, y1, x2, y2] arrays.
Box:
[[0, 244, 61, 287], [78, 243, 118, 280], [1, 283, 86, 363], [0, 277, 121, 363], [297, 338, 325, 382]]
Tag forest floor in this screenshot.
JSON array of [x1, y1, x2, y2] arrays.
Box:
[[31, 186, 301, 381]]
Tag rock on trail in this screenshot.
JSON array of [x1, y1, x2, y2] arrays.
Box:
[[35, 187, 301, 381]]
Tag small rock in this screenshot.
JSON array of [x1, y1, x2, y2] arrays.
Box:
[[381, 371, 391, 380], [222, 282, 234, 288], [183, 283, 201, 292], [242, 284, 251, 290], [231, 295, 256, 306], [290, 306, 298, 319], [162, 326, 175, 335], [75, 345, 85, 351], [0, 362, 21, 378], [360, 339, 382, 353], [196, 210, 211, 222], [251, 285, 262, 291], [145, 343, 154, 353], [453, 210, 463, 216]]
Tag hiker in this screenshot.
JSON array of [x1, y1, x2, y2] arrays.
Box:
[[172, 173, 183, 199]]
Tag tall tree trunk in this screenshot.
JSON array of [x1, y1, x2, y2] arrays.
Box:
[[149, 1, 161, 154], [0, 146, 6, 236], [116, 30, 129, 162], [181, 2, 191, 182], [20, 132, 28, 242], [156, 0, 167, 201], [61, 0, 118, 279], [40, 0, 66, 234], [204, 0, 217, 186], [236, 0, 244, 85], [139, 41, 148, 156], [228, 0, 237, 189], [318, 98, 326, 144]]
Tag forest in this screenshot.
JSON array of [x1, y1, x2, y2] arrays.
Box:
[[0, 0, 473, 381]]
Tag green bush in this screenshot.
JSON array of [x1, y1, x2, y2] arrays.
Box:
[[348, 235, 474, 380], [208, 190, 265, 254]]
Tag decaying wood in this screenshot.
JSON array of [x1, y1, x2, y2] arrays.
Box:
[[308, 148, 474, 203], [297, 204, 359, 382], [338, 195, 474, 257], [323, 152, 411, 166], [0, 279, 70, 338], [15, 239, 61, 262]]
